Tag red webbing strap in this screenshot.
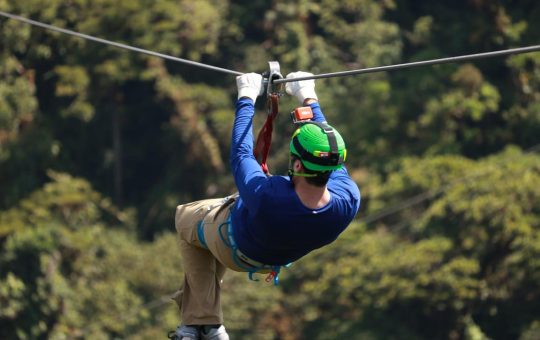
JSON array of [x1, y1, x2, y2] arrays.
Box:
[[254, 94, 279, 174]]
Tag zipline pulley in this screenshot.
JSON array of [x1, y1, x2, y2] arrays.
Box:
[[263, 61, 285, 96], [254, 61, 284, 175]]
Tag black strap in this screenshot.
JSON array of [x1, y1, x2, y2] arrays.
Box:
[[309, 121, 339, 155]]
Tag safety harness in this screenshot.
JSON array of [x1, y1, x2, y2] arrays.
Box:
[[196, 194, 289, 285], [217, 216, 287, 285]]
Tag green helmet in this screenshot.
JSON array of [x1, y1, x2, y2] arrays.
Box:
[[289, 122, 347, 172]]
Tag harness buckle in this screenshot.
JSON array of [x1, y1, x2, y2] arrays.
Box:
[[265, 271, 276, 283]]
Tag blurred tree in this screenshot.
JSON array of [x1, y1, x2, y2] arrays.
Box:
[[0, 171, 188, 338], [1, 0, 540, 338], [0, 0, 240, 237], [384, 0, 540, 162]]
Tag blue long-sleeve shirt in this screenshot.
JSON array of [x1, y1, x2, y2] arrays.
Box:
[[230, 98, 361, 265]]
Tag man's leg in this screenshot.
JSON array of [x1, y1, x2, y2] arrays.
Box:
[[174, 199, 226, 325], [171, 260, 226, 314], [179, 239, 224, 325]]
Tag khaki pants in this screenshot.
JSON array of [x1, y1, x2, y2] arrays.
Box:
[[172, 196, 252, 325]]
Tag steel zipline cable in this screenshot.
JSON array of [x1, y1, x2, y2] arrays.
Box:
[[273, 44, 540, 84], [2, 11, 540, 82], [0, 10, 243, 76]]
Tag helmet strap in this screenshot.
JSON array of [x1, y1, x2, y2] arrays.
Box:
[[288, 154, 317, 179], [309, 121, 339, 157]]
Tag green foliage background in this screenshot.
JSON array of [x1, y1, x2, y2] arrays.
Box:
[[1, 0, 539, 339]]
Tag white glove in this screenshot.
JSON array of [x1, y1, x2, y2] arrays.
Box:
[[285, 71, 318, 104], [236, 73, 263, 102]]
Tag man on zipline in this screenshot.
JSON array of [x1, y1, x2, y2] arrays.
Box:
[[169, 72, 361, 340]]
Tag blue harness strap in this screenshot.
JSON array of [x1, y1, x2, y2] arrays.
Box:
[[196, 195, 237, 249], [217, 215, 289, 286], [197, 220, 208, 249]]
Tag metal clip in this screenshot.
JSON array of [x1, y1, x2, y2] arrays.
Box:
[[263, 61, 284, 96]]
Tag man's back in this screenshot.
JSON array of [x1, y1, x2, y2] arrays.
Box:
[[231, 168, 360, 265]]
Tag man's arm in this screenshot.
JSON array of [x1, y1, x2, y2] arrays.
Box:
[[308, 101, 327, 123], [286, 71, 353, 177], [230, 74, 267, 210], [285, 72, 326, 123]]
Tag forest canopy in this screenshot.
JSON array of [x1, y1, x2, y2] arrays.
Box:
[[1, 1, 539, 339]]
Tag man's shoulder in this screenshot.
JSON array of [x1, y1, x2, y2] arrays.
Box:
[[268, 175, 291, 184], [262, 175, 294, 194], [257, 175, 297, 204], [328, 173, 361, 200]]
